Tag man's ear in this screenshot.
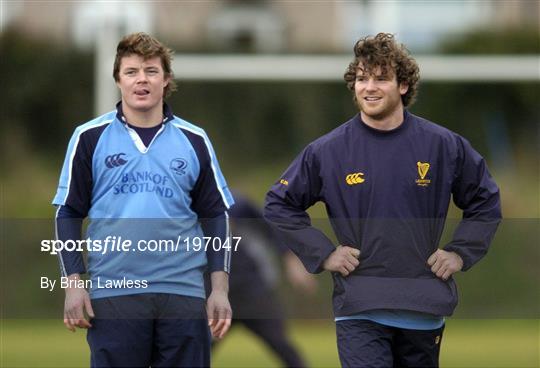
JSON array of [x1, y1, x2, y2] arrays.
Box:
[[399, 83, 409, 95]]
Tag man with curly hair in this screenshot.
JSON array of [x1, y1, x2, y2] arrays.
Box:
[[53, 33, 234, 367], [264, 33, 501, 367]]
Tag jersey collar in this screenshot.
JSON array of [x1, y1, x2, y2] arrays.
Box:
[[115, 101, 175, 126], [355, 109, 412, 136]]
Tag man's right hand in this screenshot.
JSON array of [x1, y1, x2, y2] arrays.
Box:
[[322, 245, 360, 277], [63, 275, 94, 332]]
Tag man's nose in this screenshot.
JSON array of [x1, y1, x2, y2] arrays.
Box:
[[365, 78, 377, 91], [136, 70, 148, 83]]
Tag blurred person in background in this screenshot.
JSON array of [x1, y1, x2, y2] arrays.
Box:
[[52, 32, 234, 367], [264, 33, 501, 367], [210, 191, 314, 368]]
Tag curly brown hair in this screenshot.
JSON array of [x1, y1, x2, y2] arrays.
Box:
[[344, 33, 419, 107], [113, 32, 177, 98]]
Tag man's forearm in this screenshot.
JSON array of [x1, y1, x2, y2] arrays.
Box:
[[264, 191, 336, 274], [64, 273, 81, 287], [210, 271, 229, 293], [264, 217, 335, 273], [202, 213, 231, 273], [56, 206, 86, 276], [443, 218, 501, 271]]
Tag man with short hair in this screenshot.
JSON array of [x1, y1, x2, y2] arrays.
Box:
[[53, 32, 234, 367], [264, 33, 501, 367]]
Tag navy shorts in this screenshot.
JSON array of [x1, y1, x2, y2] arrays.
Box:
[[87, 293, 210, 368], [336, 319, 444, 368]]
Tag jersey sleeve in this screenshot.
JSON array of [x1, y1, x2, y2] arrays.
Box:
[[180, 128, 234, 273], [52, 124, 109, 216], [181, 129, 234, 218], [52, 123, 109, 277], [55, 205, 86, 276], [264, 144, 336, 273], [443, 136, 502, 270], [201, 212, 231, 273]]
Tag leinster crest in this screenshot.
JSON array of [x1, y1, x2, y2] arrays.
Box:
[[170, 158, 188, 175]]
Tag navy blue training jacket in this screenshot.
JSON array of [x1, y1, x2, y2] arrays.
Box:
[[264, 111, 501, 317]]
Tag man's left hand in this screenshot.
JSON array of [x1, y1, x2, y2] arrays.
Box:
[[207, 290, 231, 339], [427, 249, 463, 281], [206, 273, 232, 340]]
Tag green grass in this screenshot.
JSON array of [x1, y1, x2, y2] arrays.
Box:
[[1, 319, 538, 367]]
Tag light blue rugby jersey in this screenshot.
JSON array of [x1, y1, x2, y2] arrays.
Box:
[[53, 104, 234, 299]]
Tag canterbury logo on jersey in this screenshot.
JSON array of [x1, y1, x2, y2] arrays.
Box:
[[346, 173, 365, 185], [105, 153, 128, 168]]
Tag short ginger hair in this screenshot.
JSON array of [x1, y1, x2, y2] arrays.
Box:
[[113, 32, 177, 97]]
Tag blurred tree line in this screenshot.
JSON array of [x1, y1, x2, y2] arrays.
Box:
[[1, 30, 94, 157], [1, 27, 538, 170]]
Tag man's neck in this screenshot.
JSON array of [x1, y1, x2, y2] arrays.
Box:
[[361, 105, 405, 131], [122, 103, 164, 128]]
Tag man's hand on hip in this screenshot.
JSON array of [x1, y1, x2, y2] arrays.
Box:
[[427, 249, 463, 281], [323, 245, 360, 277], [63, 274, 94, 332]]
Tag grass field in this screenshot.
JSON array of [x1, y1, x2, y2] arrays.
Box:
[[1, 156, 538, 367], [1, 319, 538, 367]]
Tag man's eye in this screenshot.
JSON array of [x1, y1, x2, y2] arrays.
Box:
[[147, 70, 158, 75], [356, 77, 365, 81], [125, 70, 136, 76]]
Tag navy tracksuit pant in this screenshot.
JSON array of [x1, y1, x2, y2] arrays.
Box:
[[336, 319, 444, 368], [87, 293, 210, 368]]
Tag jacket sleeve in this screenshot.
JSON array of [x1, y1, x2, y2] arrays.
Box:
[[443, 136, 502, 271], [263, 144, 335, 273]]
